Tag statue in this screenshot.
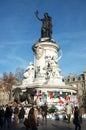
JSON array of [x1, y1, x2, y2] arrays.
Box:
[[35, 10, 52, 38]]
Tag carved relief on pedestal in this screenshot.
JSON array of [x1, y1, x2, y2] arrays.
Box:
[[33, 44, 44, 59], [43, 54, 60, 79], [23, 62, 35, 84]]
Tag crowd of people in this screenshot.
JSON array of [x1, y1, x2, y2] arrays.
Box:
[[0, 102, 83, 130], [0, 104, 25, 128], [0, 103, 48, 130]]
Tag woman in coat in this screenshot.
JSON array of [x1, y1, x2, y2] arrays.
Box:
[[73, 106, 81, 130]]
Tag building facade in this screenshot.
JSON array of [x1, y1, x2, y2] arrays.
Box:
[[62, 70, 86, 107]]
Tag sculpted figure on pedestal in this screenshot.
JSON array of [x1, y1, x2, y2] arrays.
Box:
[[33, 44, 44, 59], [23, 62, 34, 83], [35, 10, 52, 38]]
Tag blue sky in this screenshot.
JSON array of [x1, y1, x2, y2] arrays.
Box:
[[0, 0, 86, 77]]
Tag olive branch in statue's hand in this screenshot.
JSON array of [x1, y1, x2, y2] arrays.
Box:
[[34, 10, 42, 21], [34, 10, 39, 16]]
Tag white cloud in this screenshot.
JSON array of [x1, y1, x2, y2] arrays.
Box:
[[0, 40, 32, 45]]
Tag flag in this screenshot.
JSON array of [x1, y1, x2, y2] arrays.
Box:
[[36, 93, 42, 100], [54, 92, 58, 98], [59, 97, 65, 104], [49, 92, 54, 99]]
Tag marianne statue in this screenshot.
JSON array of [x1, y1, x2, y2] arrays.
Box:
[[35, 10, 52, 38]]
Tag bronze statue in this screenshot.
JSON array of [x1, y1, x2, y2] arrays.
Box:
[[35, 10, 52, 38]]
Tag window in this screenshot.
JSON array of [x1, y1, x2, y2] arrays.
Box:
[[78, 77, 81, 80], [73, 78, 75, 81], [62, 79, 64, 82], [67, 79, 70, 82]]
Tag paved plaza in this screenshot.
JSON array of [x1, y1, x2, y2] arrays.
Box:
[[1, 119, 86, 130]]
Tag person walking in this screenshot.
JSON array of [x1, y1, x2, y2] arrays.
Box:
[[73, 106, 81, 130]]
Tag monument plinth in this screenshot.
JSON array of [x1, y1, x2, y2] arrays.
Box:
[[32, 37, 64, 86]]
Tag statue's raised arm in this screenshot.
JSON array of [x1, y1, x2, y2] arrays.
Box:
[[34, 10, 52, 38], [34, 10, 42, 21]]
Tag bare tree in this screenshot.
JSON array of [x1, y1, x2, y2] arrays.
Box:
[[15, 67, 24, 83], [1, 72, 18, 100]]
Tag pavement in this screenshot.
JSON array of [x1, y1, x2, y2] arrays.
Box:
[[39, 119, 86, 130], [0, 118, 86, 130]]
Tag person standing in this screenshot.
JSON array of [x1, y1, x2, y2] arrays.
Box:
[[27, 107, 39, 130], [13, 106, 19, 125], [73, 106, 81, 130], [18, 106, 25, 122], [4, 105, 13, 128], [66, 103, 72, 123], [41, 103, 48, 122], [0, 106, 5, 128]]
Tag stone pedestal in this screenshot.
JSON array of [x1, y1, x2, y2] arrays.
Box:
[[32, 38, 64, 86]]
